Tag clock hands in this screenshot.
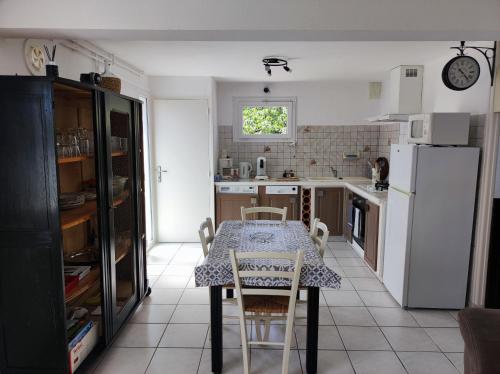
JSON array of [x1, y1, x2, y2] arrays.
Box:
[[458, 68, 470, 82]]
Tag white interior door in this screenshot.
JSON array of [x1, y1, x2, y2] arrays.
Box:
[[153, 99, 211, 242]]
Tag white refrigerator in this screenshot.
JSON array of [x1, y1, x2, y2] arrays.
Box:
[[383, 144, 480, 309]]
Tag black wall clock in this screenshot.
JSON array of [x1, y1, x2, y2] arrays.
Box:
[[442, 41, 496, 91], [442, 55, 481, 91]]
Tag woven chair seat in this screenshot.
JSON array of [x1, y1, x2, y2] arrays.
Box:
[[244, 295, 290, 314]]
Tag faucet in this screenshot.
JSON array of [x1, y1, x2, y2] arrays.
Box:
[[329, 166, 338, 178]]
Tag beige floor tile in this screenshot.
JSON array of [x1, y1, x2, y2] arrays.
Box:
[[381, 327, 439, 352], [358, 291, 399, 307], [296, 325, 344, 350], [338, 326, 391, 350], [322, 290, 364, 307], [424, 328, 464, 352], [300, 350, 355, 374], [131, 304, 176, 324], [348, 351, 406, 374], [113, 323, 166, 348], [295, 305, 335, 326], [198, 348, 244, 374], [164, 264, 196, 277], [342, 267, 375, 278], [368, 307, 418, 327], [445, 353, 464, 374], [250, 348, 302, 374], [159, 323, 208, 348], [170, 304, 210, 324], [153, 275, 191, 289], [330, 306, 376, 326], [337, 257, 366, 267], [146, 348, 203, 374], [397, 351, 459, 374], [94, 348, 155, 374], [179, 288, 210, 304], [142, 288, 183, 305], [350, 277, 386, 292], [147, 264, 167, 276], [409, 309, 459, 327]]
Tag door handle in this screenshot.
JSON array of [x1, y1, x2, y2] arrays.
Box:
[[158, 166, 167, 183]]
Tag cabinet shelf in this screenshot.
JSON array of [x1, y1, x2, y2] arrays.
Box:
[[65, 267, 100, 304], [115, 244, 131, 264], [58, 152, 127, 165], [60, 191, 129, 230], [60, 200, 97, 230]]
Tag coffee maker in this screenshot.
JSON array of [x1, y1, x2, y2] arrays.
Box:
[[255, 156, 268, 180]]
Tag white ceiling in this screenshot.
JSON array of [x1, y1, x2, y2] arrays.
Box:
[[93, 41, 465, 82]]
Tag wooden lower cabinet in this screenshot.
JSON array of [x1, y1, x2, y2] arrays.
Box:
[[315, 188, 344, 236], [258, 186, 300, 220], [215, 193, 257, 228], [364, 201, 379, 271]]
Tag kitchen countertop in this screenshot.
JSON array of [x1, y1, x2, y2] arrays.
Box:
[[215, 177, 388, 205]]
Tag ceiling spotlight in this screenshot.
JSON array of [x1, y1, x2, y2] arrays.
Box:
[[262, 57, 292, 76]]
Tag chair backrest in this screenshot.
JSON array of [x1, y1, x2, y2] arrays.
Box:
[[230, 249, 304, 306], [240, 206, 287, 222], [311, 220, 329, 257], [310, 218, 320, 237], [198, 217, 215, 257]]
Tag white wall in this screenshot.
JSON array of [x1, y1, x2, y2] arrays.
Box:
[[217, 81, 381, 127], [0, 38, 150, 99], [422, 53, 492, 114]]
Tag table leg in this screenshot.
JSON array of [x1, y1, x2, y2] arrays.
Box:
[[226, 288, 234, 299], [210, 286, 223, 374], [306, 287, 319, 374]]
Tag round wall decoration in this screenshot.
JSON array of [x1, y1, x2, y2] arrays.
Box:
[[24, 39, 48, 76]]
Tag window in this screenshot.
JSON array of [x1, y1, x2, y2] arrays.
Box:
[[233, 97, 296, 142]]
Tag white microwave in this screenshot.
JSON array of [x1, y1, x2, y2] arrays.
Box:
[[407, 112, 470, 145]]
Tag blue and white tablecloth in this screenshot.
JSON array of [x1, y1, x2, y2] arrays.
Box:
[[194, 220, 341, 288]]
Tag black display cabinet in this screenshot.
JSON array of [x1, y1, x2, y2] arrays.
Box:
[[0, 76, 148, 373]]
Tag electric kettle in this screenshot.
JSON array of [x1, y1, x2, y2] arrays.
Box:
[[239, 162, 252, 179]]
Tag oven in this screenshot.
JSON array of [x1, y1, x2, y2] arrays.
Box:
[[352, 195, 366, 249]]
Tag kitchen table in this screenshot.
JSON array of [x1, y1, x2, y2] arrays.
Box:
[[195, 220, 341, 373]]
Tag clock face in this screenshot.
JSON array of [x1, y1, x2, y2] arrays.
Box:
[[442, 55, 480, 91]]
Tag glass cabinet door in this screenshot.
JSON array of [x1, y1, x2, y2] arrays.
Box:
[[104, 94, 138, 333]]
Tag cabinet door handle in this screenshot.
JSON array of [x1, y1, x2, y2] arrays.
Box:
[[366, 204, 370, 212]]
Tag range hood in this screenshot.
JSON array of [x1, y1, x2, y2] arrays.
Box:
[[369, 65, 424, 123]]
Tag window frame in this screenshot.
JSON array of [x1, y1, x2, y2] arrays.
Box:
[[232, 96, 297, 142]]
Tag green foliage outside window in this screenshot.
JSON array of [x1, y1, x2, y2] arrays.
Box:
[[242, 106, 288, 135]]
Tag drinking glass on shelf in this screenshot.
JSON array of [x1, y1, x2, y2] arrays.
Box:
[[120, 138, 128, 153], [56, 130, 64, 157], [77, 128, 90, 155]]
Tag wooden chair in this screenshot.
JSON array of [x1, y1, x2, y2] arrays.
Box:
[[230, 250, 304, 374], [240, 206, 287, 222], [198, 218, 237, 318], [309, 217, 320, 237], [297, 219, 329, 306], [311, 220, 329, 258], [198, 217, 215, 257]]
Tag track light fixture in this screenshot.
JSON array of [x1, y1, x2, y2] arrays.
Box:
[[262, 57, 292, 76]]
